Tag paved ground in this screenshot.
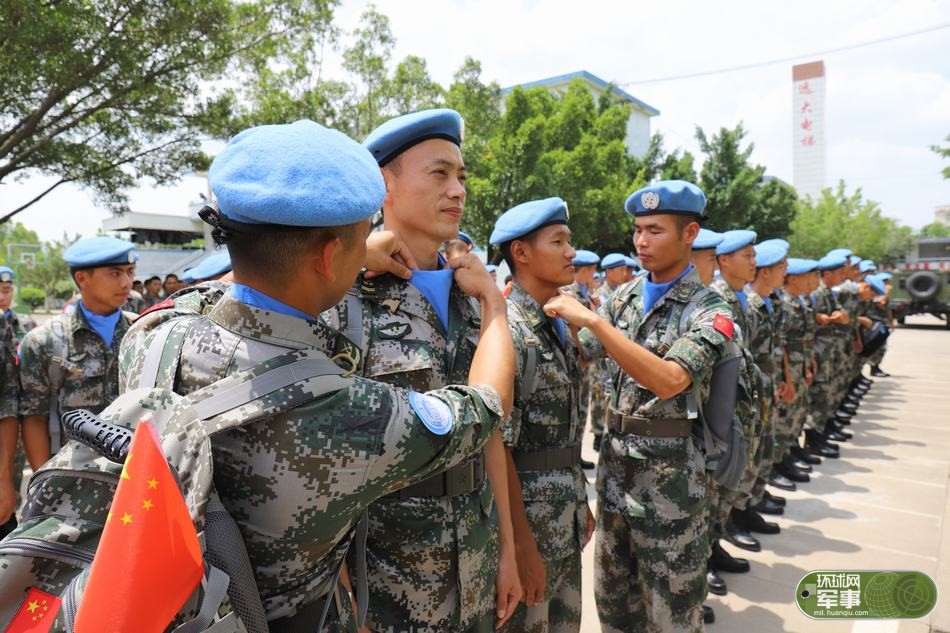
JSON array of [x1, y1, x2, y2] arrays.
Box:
[[578, 315, 950, 633]]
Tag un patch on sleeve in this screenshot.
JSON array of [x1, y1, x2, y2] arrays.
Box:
[[408, 391, 454, 436]]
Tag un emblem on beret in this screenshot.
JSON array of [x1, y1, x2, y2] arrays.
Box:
[[642, 192, 660, 210], [0, 273, 11, 282], [127, 252, 135, 263]]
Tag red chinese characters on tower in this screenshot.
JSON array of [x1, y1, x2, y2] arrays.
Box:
[[798, 81, 813, 95], [801, 119, 813, 131], [801, 136, 816, 147], [801, 100, 812, 114]]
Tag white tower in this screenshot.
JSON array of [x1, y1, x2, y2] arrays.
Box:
[[792, 61, 826, 200]]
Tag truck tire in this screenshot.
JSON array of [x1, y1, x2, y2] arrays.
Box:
[[906, 271, 941, 302]]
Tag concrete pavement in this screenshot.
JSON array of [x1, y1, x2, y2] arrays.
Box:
[[578, 315, 950, 632]]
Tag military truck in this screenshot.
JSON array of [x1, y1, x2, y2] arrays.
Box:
[[890, 237, 950, 327]]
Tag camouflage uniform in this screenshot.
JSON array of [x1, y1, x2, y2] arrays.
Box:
[[119, 289, 503, 629], [504, 283, 588, 632], [122, 289, 146, 314], [589, 283, 621, 450], [861, 296, 889, 369], [4, 311, 36, 344], [779, 292, 812, 448], [324, 272, 499, 632], [565, 281, 600, 452], [2, 311, 34, 514], [18, 305, 134, 438], [808, 282, 842, 433], [745, 288, 781, 505], [579, 268, 733, 633], [768, 289, 795, 463], [832, 281, 860, 399]]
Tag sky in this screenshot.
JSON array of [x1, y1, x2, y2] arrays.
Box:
[[4, 0, 949, 243]]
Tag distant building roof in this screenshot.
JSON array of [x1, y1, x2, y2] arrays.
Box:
[[133, 248, 207, 280], [501, 70, 660, 116]]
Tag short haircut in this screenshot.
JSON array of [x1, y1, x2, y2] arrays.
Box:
[[164, 274, 179, 282], [226, 224, 359, 281], [146, 276, 161, 284], [499, 231, 542, 276]]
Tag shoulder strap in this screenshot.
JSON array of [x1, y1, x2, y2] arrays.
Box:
[[344, 293, 365, 351], [48, 316, 68, 395], [137, 316, 197, 390], [508, 300, 541, 404]]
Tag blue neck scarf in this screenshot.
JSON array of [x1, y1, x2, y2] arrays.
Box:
[[762, 295, 774, 315], [734, 289, 748, 313], [549, 317, 566, 348], [230, 284, 315, 321], [78, 302, 121, 348], [642, 264, 693, 315], [3, 309, 12, 321], [408, 269, 454, 331]]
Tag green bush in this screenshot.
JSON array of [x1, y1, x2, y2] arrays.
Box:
[[53, 279, 76, 300], [19, 287, 45, 311]]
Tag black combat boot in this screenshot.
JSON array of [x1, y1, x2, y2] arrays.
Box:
[[703, 605, 715, 624], [806, 429, 839, 458], [769, 468, 799, 490], [744, 507, 781, 534], [838, 401, 858, 415], [871, 366, 890, 377], [792, 443, 821, 465], [765, 489, 787, 506], [827, 420, 853, 439], [754, 494, 785, 515], [785, 451, 812, 473], [725, 509, 761, 552], [706, 561, 728, 595], [711, 539, 750, 573]]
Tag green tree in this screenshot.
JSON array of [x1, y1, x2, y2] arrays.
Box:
[[932, 134, 950, 179], [19, 238, 74, 299], [0, 0, 336, 223], [696, 123, 766, 232], [18, 287, 45, 311], [919, 221, 950, 238], [790, 181, 912, 263]]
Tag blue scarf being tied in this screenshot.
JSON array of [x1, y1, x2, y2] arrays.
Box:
[[642, 264, 693, 315], [408, 269, 454, 332], [78, 302, 121, 348], [230, 283, 315, 321]]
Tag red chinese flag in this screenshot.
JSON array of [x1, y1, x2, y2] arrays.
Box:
[[4, 587, 61, 633], [74, 420, 203, 633]]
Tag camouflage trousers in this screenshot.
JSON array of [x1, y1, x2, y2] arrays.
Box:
[[505, 551, 582, 633], [588, 363, 610, 449], [594, 437, 708, 633], [772, 374, 806, 461], [364, 485, 498, 633], [749, 404, 778, 506]]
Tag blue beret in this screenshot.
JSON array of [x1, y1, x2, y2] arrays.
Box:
[[209, 120, 384, 228], [490, 197, 569, 245], [190, 250, 232, 280], [848, 255, 862, 266], [818, 253, 848, 271], [625, 180, 707, 217], [64, 236, 138, 269], [859, 260, 877, 273], [601, 253, 627, 270], [456, 230, 473, 246], [758, 238, 789, 252], [826, 248, 852, 259], [572, 250, 599, 266], [786, 258, 818, 275], [755, 242, 787, 268], [364, 109, 464, 166], [866, 274, 886, 295], [716, 230, 757, 256], [625, 256, 639, 268], [181, 268, 197, 284], [0, 266, 14, 283], [878, 271, 893, 281], [693, 229, 724, 250]]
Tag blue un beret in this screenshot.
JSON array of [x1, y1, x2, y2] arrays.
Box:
[[209, 120, 384, 228], [181, 268, 197, 284], [572, 250, 599, 266], [64, 236, 138, 269], [490, 197, 569, 245], [859, 260, 877, 273], [786, 258, 819, 275], [866, 274, 886, 295], [190, 250, 232, 280], [758, 238, 789, 252], [716, 230, 757, 256], [364, 109, 464, 166], [848, 255, 862, 266], [878, 272, 893, 281], [755, 242, 787, 268], [693, 229, 724, 250], [0, 266, 14, 283], [826, 248, 852, 259], [601, 253, 627, 270], [625, 256, 639, 268], [625, 180, 707, 217], [456, 231, 473, 246], [485, 264, 498, 273], [818, 253, 848, 271]]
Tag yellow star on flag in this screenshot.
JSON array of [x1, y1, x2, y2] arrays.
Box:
[[120, 453, 133, 480], [147, 477, 158, 490], [120, 512, 133, 526], [142, 499, 154, 511], [26, 600, 39, 613]]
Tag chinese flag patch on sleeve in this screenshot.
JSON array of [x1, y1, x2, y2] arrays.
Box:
[[4, 587, 61, 633], [713, 314, 735, 340]]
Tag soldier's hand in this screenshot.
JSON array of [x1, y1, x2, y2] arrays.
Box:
[[495, 547, 523, 627], [583, 504, 596, 548], [816, 313, 832, 325], [447, 254, 497, 301], [515, 538, 547, 607], [363, 230, 418, 280], [543, 292, 596, 329]]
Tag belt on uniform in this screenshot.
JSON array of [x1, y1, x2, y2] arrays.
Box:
[[512, 445, 582, 472], [607, 412, 692, 438], [392, 454, 485, 499]]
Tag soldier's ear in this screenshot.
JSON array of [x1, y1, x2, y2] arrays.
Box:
[[311, 236, 341, 283]]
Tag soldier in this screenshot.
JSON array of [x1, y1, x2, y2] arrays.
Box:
[[565, 249, 599, 466], [119, 119, 515, 631], [689, 229, 723, 286], [325, 108, 521, 632], [711, 230, 765, 556], [806, 252, 851, 457], [142, 275, 164, 307], [0, 266, 37, 536], [489, 197, 595, 633], [545, 180, 735, 632], [445, 230, 475, 260], [18, 236, 138, 473]]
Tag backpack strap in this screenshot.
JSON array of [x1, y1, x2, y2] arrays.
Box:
[[137, 316, 196, 390], [47, 316, 69, 452], [508, 301, 541, 405], [343, 293, 365, 351]]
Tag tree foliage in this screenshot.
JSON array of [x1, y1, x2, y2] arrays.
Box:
[[0, 0, 337, 221], [789, 182, 914, 264], [919, 221, 950, 238], [932, 134, 950, 179]]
